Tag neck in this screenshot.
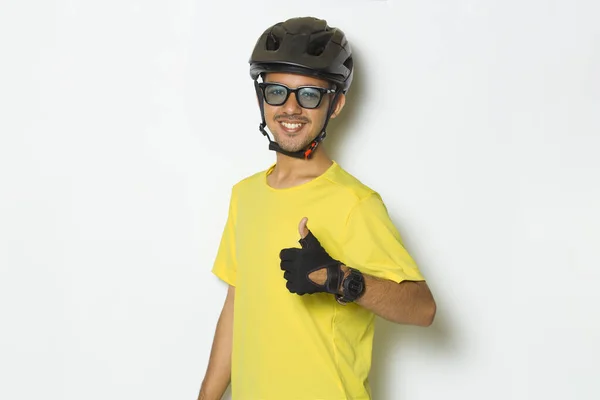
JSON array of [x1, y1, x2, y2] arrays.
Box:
[[268, 147, 333, 189]]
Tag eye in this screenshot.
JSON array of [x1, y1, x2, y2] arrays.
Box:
[[299, 89, 319, 99], [266, 85, 287, 97]]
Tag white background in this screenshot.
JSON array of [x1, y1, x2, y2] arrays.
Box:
[[1, 0, 599, 399]]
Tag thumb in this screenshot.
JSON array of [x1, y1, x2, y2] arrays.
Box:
[[298, 217, 322, 250], [298, 217, 309, 239]]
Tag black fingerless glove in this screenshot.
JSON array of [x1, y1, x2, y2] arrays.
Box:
[[279, 230, 343, 295]]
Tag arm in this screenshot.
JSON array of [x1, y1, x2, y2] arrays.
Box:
[[283, 217, 436, 327], [340, 267, 435, 326], [197, 285, 235, 400], [309, 266, 435, 326]]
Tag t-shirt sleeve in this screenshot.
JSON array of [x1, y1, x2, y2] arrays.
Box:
[[342, 192, 425, 283], [211, 186, 238, 286]]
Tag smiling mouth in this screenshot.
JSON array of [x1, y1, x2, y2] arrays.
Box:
[[279, 121, 306, 133]]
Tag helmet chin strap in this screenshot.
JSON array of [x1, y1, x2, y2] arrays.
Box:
[[254, 80, 340, 160]]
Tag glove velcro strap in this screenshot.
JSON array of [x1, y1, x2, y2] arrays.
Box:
[[324, 262, 342, 294]]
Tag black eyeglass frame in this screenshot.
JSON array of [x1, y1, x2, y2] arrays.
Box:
[[257, 82, 336, 109]]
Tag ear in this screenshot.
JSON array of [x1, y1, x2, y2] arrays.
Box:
[[329, 93, 346, 119]]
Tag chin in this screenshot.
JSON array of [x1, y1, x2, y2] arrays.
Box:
[[276, 141, 306, 153], [272, 134, 309, 153]]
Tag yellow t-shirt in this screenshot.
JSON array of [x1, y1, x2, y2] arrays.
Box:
[[212, 161, 424, 400]]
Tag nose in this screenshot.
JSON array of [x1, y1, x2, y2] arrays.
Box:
[[281, 92, 302, 114]]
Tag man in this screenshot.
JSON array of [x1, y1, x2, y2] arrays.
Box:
[[198, 16, 436, 400]]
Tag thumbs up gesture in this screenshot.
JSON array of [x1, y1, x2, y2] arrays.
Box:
[[279, 217, 344, 296]]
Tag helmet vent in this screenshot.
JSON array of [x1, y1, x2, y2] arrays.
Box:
[[306, 33, 330, 56], [343, 56, 353, 71], [266, 32, 280, 51]]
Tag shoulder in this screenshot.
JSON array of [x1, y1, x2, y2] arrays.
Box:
[[227, 164, 273, 197], [324, 162, 382, 205]]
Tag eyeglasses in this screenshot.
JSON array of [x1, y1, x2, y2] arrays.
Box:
[[257, 82, 336, 109]]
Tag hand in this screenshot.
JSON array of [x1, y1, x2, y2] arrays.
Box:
[[279, 217, 344, 295]]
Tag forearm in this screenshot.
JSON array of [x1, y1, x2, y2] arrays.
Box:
[[343, 267, 436, 326], [198, 285, 235, 400]]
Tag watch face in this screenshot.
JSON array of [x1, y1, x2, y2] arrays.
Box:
[[347, 278, 363, 295], [344, 270, 365, 299]]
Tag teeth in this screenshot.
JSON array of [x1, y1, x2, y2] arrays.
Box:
[[281, 122, 303, 129]]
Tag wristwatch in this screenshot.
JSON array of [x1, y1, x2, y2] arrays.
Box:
[[336, 268, 365, 305]]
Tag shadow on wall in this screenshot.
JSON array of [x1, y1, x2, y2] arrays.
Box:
[[324, 48, 459, 397], [369, 310, 458, 398]]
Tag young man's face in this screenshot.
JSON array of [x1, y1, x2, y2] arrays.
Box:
[[261, 72, 345, 153]]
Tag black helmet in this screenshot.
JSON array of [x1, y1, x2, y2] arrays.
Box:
[[249, 17, 353, 93]]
